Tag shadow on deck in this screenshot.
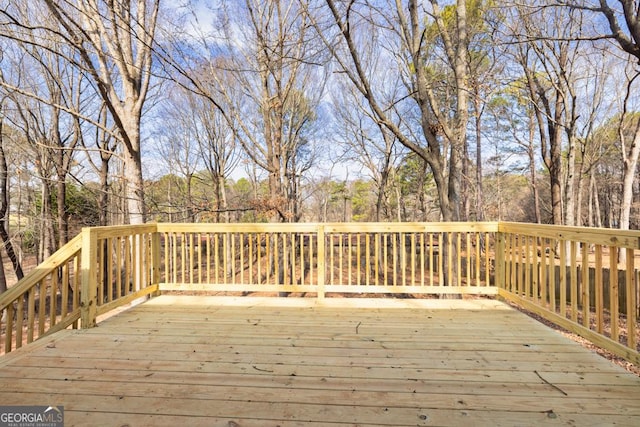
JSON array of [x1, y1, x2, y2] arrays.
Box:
[[0, 296, 639, 426]]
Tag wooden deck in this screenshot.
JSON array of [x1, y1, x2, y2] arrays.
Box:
[[1, 296, 639, 426]]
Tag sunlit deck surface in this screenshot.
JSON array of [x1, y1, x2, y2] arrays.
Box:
[[1, 296, 639, 426]]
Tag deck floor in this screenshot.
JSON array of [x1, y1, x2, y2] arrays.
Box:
[[1, 296, 639, 426]]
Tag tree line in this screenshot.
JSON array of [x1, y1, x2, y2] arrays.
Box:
[[0, 0, 639, 289]]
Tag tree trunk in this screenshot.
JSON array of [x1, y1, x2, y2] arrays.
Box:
[[618, 123, 640, 263], [527, 120, 541, 224], [549, 97, 565, 225], [564, 133, 577, 227], [56, 174, 68, 246], [0, 250, 6, 294], [122, 142, 146, 225], [462, 137, 470, 222], [98, 154, 110, 226], [39, 182, 55, 262], [474, 96, 484, 222], [620, 125, 640, 231], [591, 172, 602, 227], [219, 176, 230, 223], [0, 116, 24, 281]]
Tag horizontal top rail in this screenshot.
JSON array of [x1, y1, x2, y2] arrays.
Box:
[[92, 224, 158, 239], [156, 221, 501, 234], [499, 222, 640, 249], [0, 234, 82, 311], [323, 221, 500, 233], [156, 222, 321, 233]]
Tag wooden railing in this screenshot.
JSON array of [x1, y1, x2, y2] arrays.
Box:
[[0, 225, 159, 355], [85, 224, 160, 326], [496, 222, 640, 365], [0, 234, 82, 354], [158, 222, 498, 296], [1, 221, 638, 366]]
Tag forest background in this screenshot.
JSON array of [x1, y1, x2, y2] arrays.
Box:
[[0, 0, 639, 291]]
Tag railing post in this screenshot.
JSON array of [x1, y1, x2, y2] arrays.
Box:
[[317, 224, 325, 300], [495, 230, 505, 290], [151, 226, 161, 296], [80, 227, 98, 328]]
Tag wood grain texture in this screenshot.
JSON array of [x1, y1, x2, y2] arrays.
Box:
[[1, 295, 639, 426]]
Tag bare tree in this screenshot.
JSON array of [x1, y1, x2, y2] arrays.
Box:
[[506, 4, 584, 225], [39, 0, 160, 224], [80, 102, 118, 226], [153, 86, 240, 222], [0, 2, 90, 247], [554, 1, 640, 233], [332, 80, 404, 221], [305, 0, 478, 294], [159, 0, 324, 223], [311, 0, 471, 222], [0, 102, 24, 291]]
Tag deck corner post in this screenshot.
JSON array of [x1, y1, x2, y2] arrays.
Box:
[[317, 224, 325, 300], [80, 227, 98, 329], [495, 230, 506, 291]]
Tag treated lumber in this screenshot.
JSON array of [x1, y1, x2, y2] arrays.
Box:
[[1, 295, 640, 426]]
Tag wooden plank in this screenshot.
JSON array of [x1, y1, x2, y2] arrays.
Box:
[[428, 234, 434, 286], [2, 389, 635, 427], [532, 236, 539, 302], [595, 244, 604, 334], [125, 234, 132, 294], [626, 248, 637, 351], [484, 232, 490, 286], [438, 234, 444, 286], [508, 233, 516, 293], [4, 366, 639, 399], [0, 296, 640, 425], [456, 232, 461, 287], [206, 233, 212, 283], [12, 350, 637, 386], [2, 294, 640, 427], [500, 289, 640, 366], [61, 261, 69, 318], [420, 233, 425, 286], [549, 239, 557, 313], [38, 280, 46, 336], [93, 224, 156, 239], [570, 240, 578, 323], [50, 272, 57, 327], [610, 246, 619, 342], [157, 222, 319, 234], [0, 234, 82, 311], [73, 254, 80, 314], [15, 296, 23, 349], [560, 240, 567, 318], [524, 235, 530, 297], [4, 303, 13, 353], [540, 237, 548, 307], [499, 221, 640, 249], [106, 238, 113, 304], [316, 226, 324, 300], [4, 376, 640, 415], [325, 221, 499, 234], [196, 233, 202, 283], [27, 287, 35, 344], [581, 242, 590, 329]]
